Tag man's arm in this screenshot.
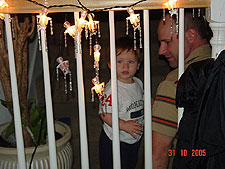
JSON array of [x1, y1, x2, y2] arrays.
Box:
[[100, 113, 143, 138], [152, 131, 174, 169]]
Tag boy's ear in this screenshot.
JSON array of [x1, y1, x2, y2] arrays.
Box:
[[107, 62, 111, 69]]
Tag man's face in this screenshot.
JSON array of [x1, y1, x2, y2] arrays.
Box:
[[157, 16, 179, 68]]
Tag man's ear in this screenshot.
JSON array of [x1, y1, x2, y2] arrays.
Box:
[[185, 28, 197, 44], [107, 62, 111, 69]]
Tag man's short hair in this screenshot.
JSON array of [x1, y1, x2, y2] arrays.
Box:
[[184, 9, 213, 42]]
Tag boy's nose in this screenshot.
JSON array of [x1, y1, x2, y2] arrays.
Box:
[[123, 62, 129, 68]]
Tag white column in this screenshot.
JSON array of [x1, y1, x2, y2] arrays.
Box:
[[143, 10, 153, 169], [178, 8, 184, 125], [4, 14, 27, 169], [40, 29, 58, 169], [74, 12, 90, 169], [109, 11, 121, 169], [210, 0, 225, 58]]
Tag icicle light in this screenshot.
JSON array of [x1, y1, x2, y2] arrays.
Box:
[[91, 77, 105, 102], [85, 13, 101, 55], [0, 13, 4, 20], [164, 0, 179, 38], [91, 44, 105, 102], [126, 7, 142, 50], [164, 0, 177, 11], [0, 0, 8, 9], [56, 57, 72, 94], [36, 8, 53, 50]]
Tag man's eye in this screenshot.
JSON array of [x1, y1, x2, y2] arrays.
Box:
[[166, 41, 171, 46]]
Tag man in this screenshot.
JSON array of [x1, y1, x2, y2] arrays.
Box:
[[152, 9, 212, 169]]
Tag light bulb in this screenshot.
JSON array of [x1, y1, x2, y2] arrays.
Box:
[[64, 21, 77, 38], [0, 0, 8, 9], [94, 44, 101, 61], [37, 8, 52, 26], [164, 0, 178, 10], [127, 7, 140, 26], [0, 13, 4, 20]]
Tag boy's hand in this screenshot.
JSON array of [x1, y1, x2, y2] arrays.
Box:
[[121, 119, 143, 139]]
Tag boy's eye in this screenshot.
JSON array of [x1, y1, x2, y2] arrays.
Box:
[[117, 60, 123, 64], [128, 60, 135, 64]]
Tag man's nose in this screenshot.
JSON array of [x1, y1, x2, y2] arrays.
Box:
[[158, 43, 167, 55]]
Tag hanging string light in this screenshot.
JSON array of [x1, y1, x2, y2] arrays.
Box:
[[164, 0, 178, 38], [85, 13, 101, 55], [64, 11, 88, 53], [64, 21, 76, 47], [91, 77, 105, 102], [63, 11, 104, 100], [192, 8, 201, 18], [0, 0, 8, 9], [56, 57, 72, 94], [0, 13, 4, 20], [126, 7, 142, 50], [163, 8, 166, 22], [36, 3, 53, 51], [91, 43, 104, 102]]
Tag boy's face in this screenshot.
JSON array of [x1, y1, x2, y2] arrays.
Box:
[[108, 49, 139, 84]]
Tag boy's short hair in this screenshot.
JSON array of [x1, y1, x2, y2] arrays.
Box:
[[106, 36, 142, 64]]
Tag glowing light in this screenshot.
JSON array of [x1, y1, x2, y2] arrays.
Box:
[[94, 44, 101, 62], [164, 0, 178, 11], [86, 13, 99, 33], [91, 77, 105, 101], [36, 8, 53, 51], [0, 0, 8, 9], [36, 8, 52, 27], [126, 7, 142, 50], [126, 7, 140, 27], [0, 13, 4, 20], [77, 11, 88, 29], [64, 21, 76, 38]]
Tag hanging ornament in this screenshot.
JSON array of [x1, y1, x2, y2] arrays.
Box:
[[0, 13, 4, 20], [75, 11, 88, 50], [56, 57, 72, 94], [163, 8, 166, 22], [0, 0, 8, 9], [192, 8, 195, 18], [164, 0, 178, 38], [63, 11, 103, 99], [85, 13, 101, 55], [205, 7, 211, 22], [64, 11, 88, 54], [93, 44, 101, 76], [198, 8, 201, 17], [91, 43, 105, 102], [91, 77, 105, 102], [64, 21, 77, 47], [126, 7, 142, 50], [192, 8, 201, 18], [36, 7, 53, 51]]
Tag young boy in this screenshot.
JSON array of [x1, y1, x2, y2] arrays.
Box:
[[99, 37, 144, 169]]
